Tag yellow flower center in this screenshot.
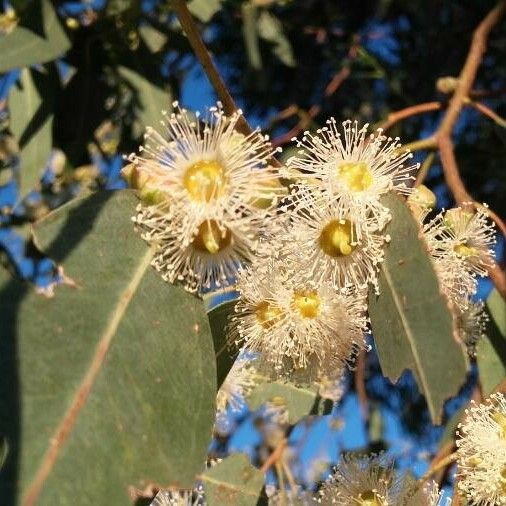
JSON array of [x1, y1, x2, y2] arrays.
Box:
[[356, 490, 385, 506], [192, 220, 231, 254], [454, 242, 478, 258], [337, 161, 373, 192], [501, 466, 506, 494], [255, 301, 284, 329], [183, 159, 227, 202], [319, 220, 356, 257], [292, 290, 321, 318], [492, 411, 506, 439]]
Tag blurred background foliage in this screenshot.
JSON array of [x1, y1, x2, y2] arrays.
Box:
[[0, 0, 505, 502]]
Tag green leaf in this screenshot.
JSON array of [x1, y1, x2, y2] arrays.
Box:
[[106, 0, 134, 16], [118, 66, 171, 138], [241, 3, 262, 71], [9, 68, 54, 196], [0, 191, 216, 504], [187, 0, 222, 22], [139, 23, 168, 53], [207, 298, 237, 387], [257, 11, 296, 68], [248, 381, 317, 424], [202, 454, 264, 506], [0, 0, 70, 73], [477, 287, 506, 395], [368, 193, 467, 424]]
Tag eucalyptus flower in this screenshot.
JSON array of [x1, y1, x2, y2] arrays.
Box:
[[280, 187, 388, 292], [151, 484, 206, 506], [128, 101, 282, 292], [456, 392, 506, 505], [319, 453, 399, 505], [286, 119, 418, 230], [216, 355, 259, 413], [423, 206, 496, 279], [232, 257, 368, 374]]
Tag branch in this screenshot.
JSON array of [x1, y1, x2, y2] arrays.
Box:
[[172, 0, 252, 136], [260, 438, 288, 473], [378, 102, 442, 132], [432, 1, 506, 299], [173, 0, 283, 168], [354, 349, 368, 419], [436, 0, 506, 205], [420, 451, 458, 484], [271, 67, 351, 147], [466, 98, 506, 128]]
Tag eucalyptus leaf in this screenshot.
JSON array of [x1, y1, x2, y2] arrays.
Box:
[[477, 287, 506, 395], [242, 3, 262, 71], [118, 66, 171, 138], [202, 454, 264, 506], [187, 0, 222, 22], [207, 299, 237, 387], [139, 23, 168, 53], [0, 191, 216, 504], [9, 68, 54, 196], [0, 0, 70, 73], [257, 11, 296, 68], [248, 381, 318, 424], [368, 193, 468, 424]]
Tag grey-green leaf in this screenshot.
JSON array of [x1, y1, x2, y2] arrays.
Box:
[[0, 190, 216, 505], [139, 23, 168, 53], [207, 298, 237, 387], [242, 3, 262, 71], [202, 454, 264, 506], [118, 66, 171, 138], [257, 11, 296, 68], [368, 193, 467, 424], [187, 0, 222, 22], [248, 381, 318, 424], [9, 68, 54, 196], [477, 287, 506, 395], [0, 0, 70, 73]]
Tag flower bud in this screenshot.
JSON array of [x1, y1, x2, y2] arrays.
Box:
[[408, 184, 436, 210]]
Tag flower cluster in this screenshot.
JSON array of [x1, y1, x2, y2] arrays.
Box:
[[228, 119, 418, 387], [128, 104, 424, 403], [410, 190, 496, 355], [127, 103, 499, 506], [456, 392, 506, 505], [128, 101, 283, 293]]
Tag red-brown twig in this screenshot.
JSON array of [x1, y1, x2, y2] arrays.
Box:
[[432, 1, 506, 299], [260, 438, 288, 473], [271, 52, 355, 147], [379, 102, 442, 132], [354, 349, 368, 419], [466, 98, 506, 128], [436, 0, 506, 204], [173, 0, 282, 168]]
